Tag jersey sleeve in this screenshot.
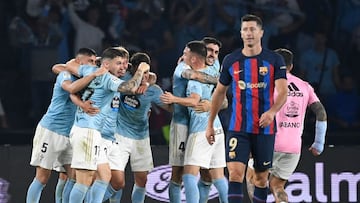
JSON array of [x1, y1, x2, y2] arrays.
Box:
[[219, 54, 233, 86], [274, 53, 287, 80], [104, 73, 125, 92], [174, 62, 190, 79], [306, 82, 320, 106], [186, 80, 202, 97]]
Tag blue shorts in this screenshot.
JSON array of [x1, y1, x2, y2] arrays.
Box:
[[226, 131, 275, 172]]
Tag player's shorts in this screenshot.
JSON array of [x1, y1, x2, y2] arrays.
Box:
[[114, 133, 154, 172], [97, 138, 123, 170], [270, 152, 300, 180], [184, 127, 226, 169], [226, 131, 275, 171], [30, 124, 72, 170], [70, 126, 102, 170], [168, 121, 188, 166]]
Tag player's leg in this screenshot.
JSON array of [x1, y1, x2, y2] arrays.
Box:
[[199, 169, 212, 203], [251, 133, 275, 203], [26, 167, 51, 203], [168, 122, 188, 203]]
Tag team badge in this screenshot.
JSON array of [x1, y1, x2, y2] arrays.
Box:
[[229, 151, 236, 159], [259, 66, 268, 76]]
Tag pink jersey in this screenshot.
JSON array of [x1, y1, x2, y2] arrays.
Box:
[[274, 73, 320, 153]]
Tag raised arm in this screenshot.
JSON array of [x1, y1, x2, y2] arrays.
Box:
[[117, 62, 150, 94]]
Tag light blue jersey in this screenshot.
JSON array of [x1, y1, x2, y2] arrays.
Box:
[[74, 65, 125, 131], [116, 82, 164, 140], [39, 71, 77, 136], [187, 66, 222, 134], [99, 72, 130, 141], [172, 62, 191, 125]]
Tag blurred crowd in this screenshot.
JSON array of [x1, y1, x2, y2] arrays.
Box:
[[0, 0, 360, 142]]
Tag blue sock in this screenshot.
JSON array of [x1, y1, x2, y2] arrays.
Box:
[[89, 180, 109, 203], [84, 187, 91, 203], [183, 174, 199, 203], [69, 183, 88, 203], [102, 184, 116, 202], [228, 181, 243, 203], [131, 184, 146, 203], [109, 189, 123, 203], [168, 181, 181, 203], [62, 178, 75, 203], [198, 179, 211, 203], [253, 186, 268, 203], [26, 178, 45, 203], [213, 177, 228, 203], [55, 178, 66, 203]]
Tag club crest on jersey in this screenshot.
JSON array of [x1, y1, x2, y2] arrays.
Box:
[[259, 66, 268, 76]]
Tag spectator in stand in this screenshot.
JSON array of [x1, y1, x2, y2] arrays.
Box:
[[327, 74, 360, 130], [298, 28, 340, 101]]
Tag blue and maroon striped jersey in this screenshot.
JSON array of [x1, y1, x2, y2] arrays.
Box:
[[219, 48, 286, 135]]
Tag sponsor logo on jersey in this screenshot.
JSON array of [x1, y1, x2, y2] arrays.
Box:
[[238, 80, 267, 90], [288, 82, 303, 97], [122, 95, 140, 110]]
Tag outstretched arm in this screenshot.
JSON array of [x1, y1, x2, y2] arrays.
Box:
[[182, 69, 218, 85]]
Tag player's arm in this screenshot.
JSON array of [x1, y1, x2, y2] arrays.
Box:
[[118, 62, 150, 94], [194, 97, 228, 113], [160, 91, 200, 107], [70, 94, 99, 115], [135, 72, 157, 94], [181, 69, 218, 85], [308, 101, 327, 156], [62, 67, 108, 94], [259, 78, 287, 128], [52, 64, 66, 74], [206, 83, 228, 144], [65, 59, 81, 77]]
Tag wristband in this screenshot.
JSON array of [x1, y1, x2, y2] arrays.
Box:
[[312, 120, 327, 154]]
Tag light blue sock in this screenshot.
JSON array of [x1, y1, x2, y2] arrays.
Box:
[[84, 187, 91, 203], [62, 178, 75, 203], [69, 183, 88, 203], [109, 189, 123, 203], [198, 179, 211, 203], [102, 184, 116, 202], [26, 178, 45, 203], [89, 180, 109, 203], [55, 178, 66, 203], [183, 174, 199, 203], [213, 177, 229, 203], [131, 184, 146, 203], [168, 181, 181, 203]]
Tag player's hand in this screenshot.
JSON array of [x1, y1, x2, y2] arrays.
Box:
[[205, 126, 215, 145], [160, 91, 175, 104], [308, 146, 321, 156], [94, 66, 108, 77], [136, 83, 148, 94], [259, 110, 275, 128], [82, 100, 100, 115], [194, 100, 211, 113]]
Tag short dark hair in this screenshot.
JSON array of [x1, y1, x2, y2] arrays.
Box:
[[77, 47, 96, 56], [129, 52, 151, 75], [101, 47, 129, 61], [275, 48, 293, 67], [241, 14, 263, 29], [202, 37, 222, 48], [186, 40, 207, 59]]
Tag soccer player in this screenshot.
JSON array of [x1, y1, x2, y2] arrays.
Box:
[[160, 44, 219, 203], [26, 48, 106, 203], [65, 47, 150, 203], [246, 48, 327, 203], [205, 14, 288, 203]]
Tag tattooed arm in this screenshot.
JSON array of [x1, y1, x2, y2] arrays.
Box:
[[181, 69, 218, 85], [118, 62, 150, 94], [309, 101, 327, 121], [309, 101, 327, 156]]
